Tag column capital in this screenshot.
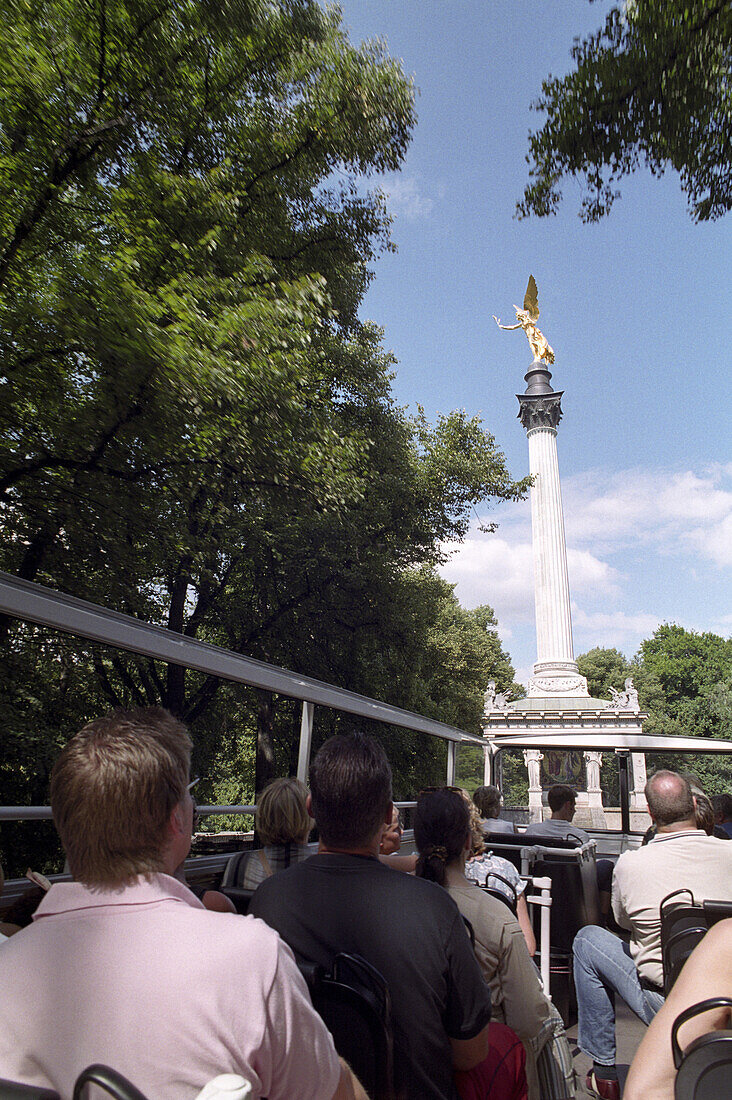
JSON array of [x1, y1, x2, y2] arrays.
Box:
[[517, 391, 563, 432]]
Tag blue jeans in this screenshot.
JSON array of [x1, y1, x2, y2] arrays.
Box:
[[573, 925, 665, 1065]]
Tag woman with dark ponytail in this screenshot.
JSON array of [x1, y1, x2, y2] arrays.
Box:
[[415, 789, 470, 887], [415, 789, 576, 1100]]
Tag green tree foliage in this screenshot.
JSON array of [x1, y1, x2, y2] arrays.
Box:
[[577, 646, 631, 699], [518, 0, 731, 222], [0, 0, 531, 873], [633, 624, 732, 794]]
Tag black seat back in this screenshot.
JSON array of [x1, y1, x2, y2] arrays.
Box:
[[0, 1082, 60, 1099], [300, 953, 394, 1100], [476, 872, 518, 915], [672, 998, 732, 1100], [661, 892, 732, 996], [220, 850, 255, 888], [531, 847, 601, 957], [72, 1066, 150, 1100]]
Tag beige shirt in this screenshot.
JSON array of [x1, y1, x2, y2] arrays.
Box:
[[447, 880, 551, 1100], [612, 829, 732, 987]]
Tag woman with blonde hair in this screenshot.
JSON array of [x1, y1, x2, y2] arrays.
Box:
[[242, 777, 311, 890]]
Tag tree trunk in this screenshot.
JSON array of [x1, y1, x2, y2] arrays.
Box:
[[255, 689, 277, 796]]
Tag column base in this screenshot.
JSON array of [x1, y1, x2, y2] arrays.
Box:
[[528, 662, 589, 698]]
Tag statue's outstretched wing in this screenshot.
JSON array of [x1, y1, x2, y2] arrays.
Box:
[[523, 274, 539, 321]]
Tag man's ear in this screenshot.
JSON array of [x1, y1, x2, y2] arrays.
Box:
[[306, 793, 315, 820], [169, 801, 187, 839]]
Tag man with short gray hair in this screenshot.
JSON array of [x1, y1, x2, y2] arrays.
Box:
[[573, 769, 732, 1100]]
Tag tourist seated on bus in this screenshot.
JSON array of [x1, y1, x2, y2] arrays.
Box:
[[524, 785, 589, 845], [250, 732, 528, 1100], [573, 770, 732, 1100], [415, 789, 575, 1100], [712, 793, 732, 838], [379, 805, 418, 872], [0, 708, 366, 1100], [473, 785, 516, 835], [240, 777, 312, 889], [461, 791, 536, 956], [624, 917, 732, 1100], [524, 784, 613, 911]]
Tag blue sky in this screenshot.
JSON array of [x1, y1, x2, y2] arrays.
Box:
[[336, 1, 732, 686]]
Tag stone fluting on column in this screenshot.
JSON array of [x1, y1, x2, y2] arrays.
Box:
[[527, 426, 576, 665], [517, 362, 588, 697]]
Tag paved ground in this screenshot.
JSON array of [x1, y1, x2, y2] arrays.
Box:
[[566, 997, 647, 1096]]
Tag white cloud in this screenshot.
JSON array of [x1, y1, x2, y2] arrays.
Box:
[[440, 535, 619, 617], [571, 607, 662, 654], [561, 465, 732, 568], [440, 461, 732, 672], [380, 176, 434, 220], [440, 536, 534, 619]]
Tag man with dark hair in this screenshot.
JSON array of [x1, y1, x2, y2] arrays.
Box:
[[250, 733, 499, 1100], [0, 709, 366, 1100], [524, 784, 590, 845], [573, 769, 732, 1100]]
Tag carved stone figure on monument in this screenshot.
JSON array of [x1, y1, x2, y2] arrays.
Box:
[[604, 677, 640, 712], [493, 275, 555, 364], [484, 680, 512, 713], [493, 688, 512, 711], [624, 677, 639, 712]]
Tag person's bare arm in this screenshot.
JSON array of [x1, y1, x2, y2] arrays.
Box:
[[450, 1023, 491, 1071], [624, 919, 732, 1100], [516, 894, 536, 956], [201, 889, 237, 914], [330, 1058, 369, 1100], [378, 852, 418, 873]]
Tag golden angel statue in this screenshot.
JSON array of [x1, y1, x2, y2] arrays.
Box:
[[493, 275, 555, 364]]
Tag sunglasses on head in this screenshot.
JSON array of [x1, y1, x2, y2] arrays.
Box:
[[418, 786, 463, 798]]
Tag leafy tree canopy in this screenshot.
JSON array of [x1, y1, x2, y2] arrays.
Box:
[[577, 645, 631, 699], [0, 0, 531, 871], [518, 0, 731, 221]]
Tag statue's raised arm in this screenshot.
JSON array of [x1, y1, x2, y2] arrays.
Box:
[[494, 275, 555, 364]]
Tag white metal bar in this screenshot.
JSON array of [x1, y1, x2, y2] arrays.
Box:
[[446, 741, 456, 786], [526, 875, 552, 998], [297, 701, 314, 783]]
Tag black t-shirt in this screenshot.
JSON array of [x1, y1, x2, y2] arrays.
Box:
[[249, 853, 492, 1100]]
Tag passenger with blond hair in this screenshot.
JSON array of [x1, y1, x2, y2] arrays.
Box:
[[242, 776, 311, 889], [0, 708, 366, 1100]]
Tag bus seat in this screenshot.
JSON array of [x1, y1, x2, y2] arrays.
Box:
[[661, 891, 732, 996], [298, 953, 394, 1100], [671, 998, 732, 1100], [219, 850, 255, 888], [476, 873, 518, 915], [0, 1081, 60, 1099], [530, 846, 601, 1025], [72, 1065, 150, 1099]]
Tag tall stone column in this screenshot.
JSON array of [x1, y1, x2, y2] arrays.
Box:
[[584, 750, 607, 827], [524, 748, 544, 822], [517, 363, 588, 698]]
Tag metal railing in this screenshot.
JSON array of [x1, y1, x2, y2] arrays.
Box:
[[0, 571, 482, 835]]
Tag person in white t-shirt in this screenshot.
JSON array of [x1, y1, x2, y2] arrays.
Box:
[[573, 770, 732, 1100]]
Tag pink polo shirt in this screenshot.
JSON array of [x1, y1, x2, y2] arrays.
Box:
[[0, 874, 341, 1099]]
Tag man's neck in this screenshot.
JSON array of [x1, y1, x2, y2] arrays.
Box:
[[318, 840, 379, 858], [655, 818, 698, 834]]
